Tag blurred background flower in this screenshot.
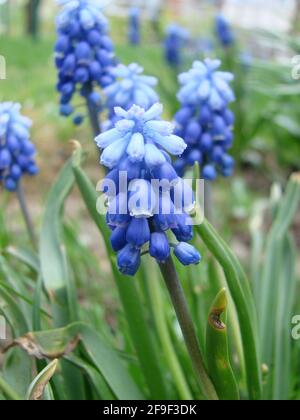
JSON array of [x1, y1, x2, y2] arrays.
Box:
[[174, 59, 235, 180], [0, 102, 38, 192]]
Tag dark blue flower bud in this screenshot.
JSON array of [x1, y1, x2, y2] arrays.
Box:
[[0, 149, 12, 169], [74, 67, 89, 83], [87, 29, 102, 46], [110, 226, 128, 252], [117, 244, 141, 276], [174, 107, 193, 125], [199, 133, 213, 152], [126, 217, 150, 248], [73, 114, 85, 125], [60, 104, 74, 116], [202, 164, 217, 180], [55, 35, 70, 53], [149, 232, 170, 263], [174, 242, 201, 266], [186, 149, 203, 166], [172, 214, 193, 242], [186, 120, 202, 144], [75, 42, 92, 63]]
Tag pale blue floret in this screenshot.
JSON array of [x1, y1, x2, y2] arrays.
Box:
[[177, 59, 235, 110], [95, 103, 187, 169], [104, 63, 159, 111]]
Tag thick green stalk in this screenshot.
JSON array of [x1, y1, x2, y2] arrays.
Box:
[[159, 257, 218, 401], [196, 220, 262, 400], [146, 262, 193, 400]]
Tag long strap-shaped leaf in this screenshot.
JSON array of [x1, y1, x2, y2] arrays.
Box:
[[39, 159, 85, 400], [206, 289, 240, 400], [40, 159, 78, 326], [71, 143, 168, 399], [258, 175, 300, 360], [196, 220, 262, 400]]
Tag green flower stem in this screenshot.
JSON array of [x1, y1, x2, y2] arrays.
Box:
[[196, 220, 262, 400], [147, 263, 193, 400], [86, 86, 101, 137], [16, 181, 37, 249], [204, 182, 213, 222], [0, 375, 22, 400], [159, 257, 218, 401]]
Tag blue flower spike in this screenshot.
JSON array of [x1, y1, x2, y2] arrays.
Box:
[[164, 24, 189, 67], [174, 59, 235, 180], [0, 103, 38, 192], [128, 7, 141, 45], [55, 0, 116, 125], [215, 14, 235, 48], [96, 103, 201, 276]]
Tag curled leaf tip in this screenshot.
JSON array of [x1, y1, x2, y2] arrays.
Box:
[[208, 288, 227, 330], [69, 139, 81, 151], [26, 359, 59, 401]]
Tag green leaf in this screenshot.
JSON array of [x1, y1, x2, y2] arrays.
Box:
[[66, 354, 115, 400], [39, 159, 78, 326], [272, 236, 297, 400], [196, 220, 262, 400], [10, 322, 144, 400], [257, 174, 300, 398], [274, 115, 300, 137], [5, 246, 40, 272], [26, 359, 58, 401], [206, 289, 240, 401], [0, 375, 22, 400], [39, 158, 86, 400]]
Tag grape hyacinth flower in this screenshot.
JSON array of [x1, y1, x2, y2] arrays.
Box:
[[128, 7, 141, 45], [164, 24, 189, 68], [0, 103, 38, 192], [95, 103, 201, 276], [54, 0, 116, 133], [174, 59, 235, 180], [104, 63, 159, 127], [215, 14, 234, 48]]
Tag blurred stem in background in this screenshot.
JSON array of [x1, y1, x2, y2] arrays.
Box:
[[25, 0, 41, 39], [291, 0, 300, 34], [0, 0, 11, 34], [159, 257, 219, 401], [16, 181, 37, 249], [86, 86, 101, 137], [87, 99, 101, 138]]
